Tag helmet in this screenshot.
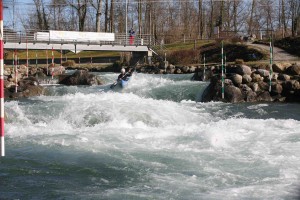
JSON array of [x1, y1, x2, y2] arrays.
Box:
[[121, 68, 125, 74]]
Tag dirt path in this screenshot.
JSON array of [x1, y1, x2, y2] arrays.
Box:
[[247, 43, 300, 62]]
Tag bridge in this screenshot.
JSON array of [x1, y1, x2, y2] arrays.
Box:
[[3, 29, 152, 54]]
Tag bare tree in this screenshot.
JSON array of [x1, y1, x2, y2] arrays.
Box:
[[90, 0, 103, 32], [110, 0, 114, 32], [33, 0, 49, 30], [69, 0, 88, 31]]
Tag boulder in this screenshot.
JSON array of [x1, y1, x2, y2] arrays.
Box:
[[251, 73, 263, 82], [258, 81, 270, 91], [256, 69, 270, 77], [224, 85, 244, 103], [230, 74, 243, 86], [59, 70, 104, 86], [181, 66, 189, 73], [189, 66, 196, 73], [5, 77, 45, 99], [278, 74, 291, 81], [256, 91, 273, 102], [272, 63, 290, 73], [49, 66, 66, 76], [174, 68, 182, 74], [235, 64, 252, 76], [270, 83, 283, 95], [242, 75, 252, 84], [286, 64, 300, 75], [240, 84, 257, 102]]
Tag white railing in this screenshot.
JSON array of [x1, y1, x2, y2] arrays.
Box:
[[3, 29, 153, 46]]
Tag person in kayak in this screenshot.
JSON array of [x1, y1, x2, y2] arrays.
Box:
[[118, 68, 133, 81]]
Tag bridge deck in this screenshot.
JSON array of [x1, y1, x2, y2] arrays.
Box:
[[4, 42, 149, 52]]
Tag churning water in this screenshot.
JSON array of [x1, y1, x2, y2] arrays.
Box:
[[1, 73, 300, 199]]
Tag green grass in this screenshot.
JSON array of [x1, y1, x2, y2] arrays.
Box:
[[4, 50, 119, 60], [163, 40, 214, 51]]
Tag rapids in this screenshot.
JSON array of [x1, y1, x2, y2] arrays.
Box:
[[1, 72, 300, 199]]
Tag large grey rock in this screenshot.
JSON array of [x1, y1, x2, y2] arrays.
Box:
[[256, 91, 273, 102], [224, 85, 244, 103], [230, 74, 243, 86], [242, 75, 252, 84], [272, 63, 290, 73], [286, 64, 300, 75], [235, 64, 252, 76], [59, 70, 104, 86]]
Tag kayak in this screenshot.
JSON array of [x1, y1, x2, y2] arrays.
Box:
[[120, 77, 130, 88]]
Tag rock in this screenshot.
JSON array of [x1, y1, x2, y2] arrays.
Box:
[[5, 77, 45, 99], [251, 73, 263, 82], [59, 70, 104, 86], [230, 74, 243, 86], [286, 64, 300, 75], [242, 75, 252, 84], [250, 82, 260, 92], [174, 68, 182, 74], [278, 74, 291, 81], [224, 85, 244, 103], [189, 66, 196, 73], [256, 91, 273, 102], [240, 84, 257, 102], [270, 83, 283, 95], [181, 66, 189, 73], [272, 63, 290, 73], [235, 64, 252, 76], [256, 69, 270, 77], [49, 66, 66, 76], [282, 80, 300, 91], [258, 81, 270, 91]]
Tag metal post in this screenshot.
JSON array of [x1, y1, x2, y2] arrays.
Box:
[[0, 0, 4, 157]]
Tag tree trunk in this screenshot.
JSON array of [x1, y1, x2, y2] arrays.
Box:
[[198, 0, 203, 39], [105, 0, 109, 32], [233, 0, 238, 33], [110, 0, 114, 32], [248, 0, 256, 34]]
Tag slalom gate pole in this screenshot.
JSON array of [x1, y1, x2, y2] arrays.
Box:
[[224, 54, 227, 74], [26, 39, 28, 77], [51, 46, 54, 79], [269, 37, 273, 92], [60, 45, 62, 65], [60, 46, 63, 74], [0, 0, 4, 156], [221, 41, 224, 99], [46, 48, 48, 75], [35, 51, 38, 68], [203, 54, 206, 80], [15, 50, 17, 93]]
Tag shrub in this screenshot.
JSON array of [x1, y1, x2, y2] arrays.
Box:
[[167, 49, 200, 65]]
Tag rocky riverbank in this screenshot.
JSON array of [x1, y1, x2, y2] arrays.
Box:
[[195, 62, 300, 103], [4, 64, 104, 99]]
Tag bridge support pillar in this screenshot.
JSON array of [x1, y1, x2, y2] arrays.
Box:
[[147, 50, 152, 65]]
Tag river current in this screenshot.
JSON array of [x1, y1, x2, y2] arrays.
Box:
[[1, 73, 300, 199]]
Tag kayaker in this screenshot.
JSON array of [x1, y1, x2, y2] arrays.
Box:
[[117, 68, 133, 81]]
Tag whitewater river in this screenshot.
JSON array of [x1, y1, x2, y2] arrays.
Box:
[[1, 73, 300, 199]]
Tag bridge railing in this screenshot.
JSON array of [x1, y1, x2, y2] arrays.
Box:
[[3, 29, 153, 47]]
